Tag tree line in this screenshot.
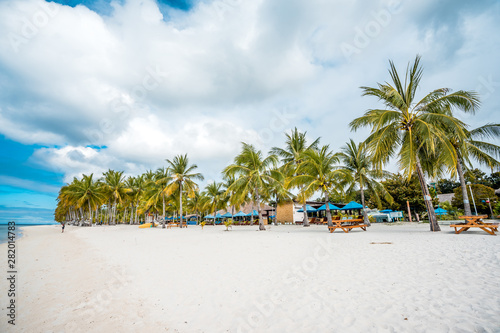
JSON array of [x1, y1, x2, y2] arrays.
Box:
[[55, 56, 500, 231]]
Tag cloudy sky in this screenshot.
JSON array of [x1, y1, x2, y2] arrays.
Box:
[[0, 0, 499, 223]]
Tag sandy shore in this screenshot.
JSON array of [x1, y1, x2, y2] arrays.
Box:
[[1, 223, 499, 332]]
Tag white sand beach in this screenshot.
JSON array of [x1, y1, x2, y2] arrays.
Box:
[[1, 223, 499, 332]]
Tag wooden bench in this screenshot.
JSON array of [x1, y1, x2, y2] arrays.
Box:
[[450, 215, 497, 235]]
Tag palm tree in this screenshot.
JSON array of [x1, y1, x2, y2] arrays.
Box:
[[65, 174, 105, 226], [449, 123, 500, 215], [102, 170, 130, 225], [205, 181, 226, 225], [289, 145, 342, 227], [166, 154, 204, 228], [186, 190, 205, 224], [223, 143, 279, 230], [338, 139, 393, 226], [155, 167, 173, 228], [350, 55, 479, 231], [271, 128, 320, 227]]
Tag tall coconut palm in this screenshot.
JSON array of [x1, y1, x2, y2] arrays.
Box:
[[289, 145, 343, 227], [205, 181, 226, 225], [102, 170, 130, 225], [155, 167, 173, 228], [66, 174, 105, 226], [223, 143, 279, 230], [166, 154, 204, 228], [271, 128, 320, 227], [186, 190, 205, 224], [448, 123, 500, 215], [350, 55, 479, 231], [338, 139, 393, 226]]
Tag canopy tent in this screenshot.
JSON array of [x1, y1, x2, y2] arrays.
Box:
[[233, 211, 247, 217], [341, 201, 364, 210], [316, 203, 341, 211], [221, 212, 233, 218], [435, 207, 448, 215], [297, 205, 318, 213], [380, 209, 393, 213]]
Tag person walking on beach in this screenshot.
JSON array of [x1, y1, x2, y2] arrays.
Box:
[[62, 222, 65, 233]]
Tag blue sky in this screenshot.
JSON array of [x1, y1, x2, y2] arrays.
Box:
[[0, 0, 499, 224]]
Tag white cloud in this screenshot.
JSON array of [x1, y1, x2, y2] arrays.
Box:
[[1, 0, 499, 184]]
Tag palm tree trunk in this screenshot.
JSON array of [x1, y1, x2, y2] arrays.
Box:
[[113, 199, 117, 225], [456, 158, 472, 216], [256, 189, 265, 230], [135, 199, 139, 224], [360, 184, 370, 226], [179, 182, 184, 228], [162, 195, 166, 228], [302, 202, 309, 227], [88, 201, 93, 226], [415, 156, 440, 231], [325, 192, 333, 227]]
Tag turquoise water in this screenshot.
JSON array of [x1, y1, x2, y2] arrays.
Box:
[[0, 224, 58, 244]]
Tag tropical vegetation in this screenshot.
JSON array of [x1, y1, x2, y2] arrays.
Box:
[[55, 56, 500, 230]]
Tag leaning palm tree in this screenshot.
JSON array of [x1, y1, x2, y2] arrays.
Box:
[[223, 143, 280, 230], [338, 139, 393, 226], [271, 128, 320, 227], [166, 154, 204, 228], [66, 174, 106, 226], [448, 123, 500, 215], [350, 55, 480, 231], [289, 145, 343, 227]]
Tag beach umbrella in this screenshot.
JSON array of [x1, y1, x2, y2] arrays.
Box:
[[297, 205, 318, 213], [341, 201, 364, 210], [233, 211, 246, 217], [215, 213, 223, 218], [204, 214, 215, 219], [246, 210, 259, 216], [221, 212, 233, 218], [380, 209, 393, 213], [316, 203, 341, 211], [434, 208, 448, 215]]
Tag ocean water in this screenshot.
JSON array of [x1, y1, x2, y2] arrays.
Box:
[[0, 224, 58, 244], [0, 225, 23, 244]]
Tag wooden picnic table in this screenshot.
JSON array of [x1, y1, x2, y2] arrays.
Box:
[[450, 215, 498, 235], [328, 216, 367, 233]]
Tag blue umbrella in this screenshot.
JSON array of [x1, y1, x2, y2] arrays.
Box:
[[435, 208, 448, 215], [341, 201, 364, 210], [380, 209, 393, 213], [316, 203, 341, 211], [297, 205, 318, 213], [221, 212, 233, 218], [215, 213, 223, 218], [204, 214, 215, 219], [246, 210, 259, 216], [233, 211, 246, 217]]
